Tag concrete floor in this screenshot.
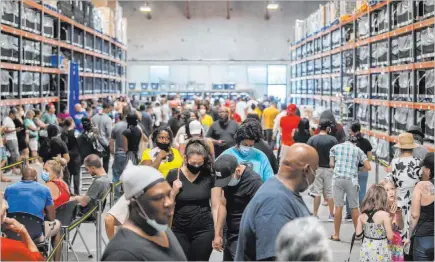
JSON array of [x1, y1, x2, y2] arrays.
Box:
[[1, 161, 388, 261]]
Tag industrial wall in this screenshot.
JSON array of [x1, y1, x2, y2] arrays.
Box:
[[123, 1, 321, 96]]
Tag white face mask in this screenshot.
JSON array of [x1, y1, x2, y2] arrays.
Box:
[[199, 109, 206, 115], [136, 199, 168, 233], [228, 176, 241, 186]]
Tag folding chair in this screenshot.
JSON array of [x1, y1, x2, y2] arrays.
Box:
[[55, 200, 79, 261], [70, 191, 109, 258], [4, 212, 52, 257]]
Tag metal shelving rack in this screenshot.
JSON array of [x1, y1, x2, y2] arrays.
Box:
[[289, 0, 434, 157], [0, 0, 127, 112]]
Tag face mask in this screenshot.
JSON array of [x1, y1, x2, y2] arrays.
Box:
[[239, 145, 252, 156], [156, 142, 170, 152], [199, 109, 206, 115], [186, 163, 203, 174], [218, 116, 228, 124], [133, 200, 168, 233], [41, 171, 50, 182], [228, 176, 241, 187]]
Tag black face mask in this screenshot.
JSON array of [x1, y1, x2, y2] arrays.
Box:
[[218, 116, 228, 125], [156, 142, 170, 152], [186, 163, 203, 174]]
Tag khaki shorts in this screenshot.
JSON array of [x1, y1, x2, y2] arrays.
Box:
[[333, 178, 359, 208], [44, 219, 61, 238], [310, 167, 333, 199]]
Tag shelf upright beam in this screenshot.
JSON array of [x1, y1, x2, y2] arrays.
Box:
[[18, 0, 24, 102], [56, 7, 61, 111], [39, 3, 44, 101], [353, 18, 358, 121], [387, 1, 393, 141]]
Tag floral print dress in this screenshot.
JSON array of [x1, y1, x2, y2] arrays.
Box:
[[360, 211, 392, 262], [386, 156, 422, 240]]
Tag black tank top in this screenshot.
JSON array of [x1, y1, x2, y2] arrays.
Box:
[[415, 201, 434, 237], [293, 130, 311, 144]]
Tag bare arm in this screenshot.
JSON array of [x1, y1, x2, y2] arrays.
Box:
[[383, 213, 394, 241], [211, 187, 222, 226], [122, 136, 128, 153], [110, 138, 115, 154], [409, 184, 422, 238], [329, 156, 335, 169], [215, 193, 227, 238], [362, 159, 371, 172], [62, 153, 70, 163], [355, 215, 363, 236], [367, 151, 373, 161], [104, 214, 116, 240], [45, 205, 56, 221]]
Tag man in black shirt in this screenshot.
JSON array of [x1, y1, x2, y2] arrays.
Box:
[[206, 107, 239, 157], [167, 107, 183, 136], [212, 154, 263, 261], [102, 165, 186, 261], [307, 119, 338, 220]]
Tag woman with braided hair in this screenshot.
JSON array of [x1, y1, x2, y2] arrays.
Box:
[[219, 119, 274, 181], [166, 138, 221, 261]]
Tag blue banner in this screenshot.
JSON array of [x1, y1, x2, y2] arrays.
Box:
[[141, 83, 148, 90], [128, 83, 136, 89], [69, 62, 80, 122]]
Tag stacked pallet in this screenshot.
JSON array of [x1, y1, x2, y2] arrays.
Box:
[[92, 0, 127, 44]]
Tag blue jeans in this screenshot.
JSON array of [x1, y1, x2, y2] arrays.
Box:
[[413, 236, 434, 261], [346, 171, 368, 215], [112, 152, 126, 200]]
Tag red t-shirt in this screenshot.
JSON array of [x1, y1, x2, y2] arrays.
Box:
[[51, 180, 71, 208], [280, 115, 301, 146], [1, 237, 44, 261], [231, 113, 242, 124]]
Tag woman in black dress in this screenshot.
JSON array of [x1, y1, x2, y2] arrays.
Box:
[[14, 106, 28, 159], [122, 112, 143, 165], [166, 139, 220, 261], [292, 118, 311, 144], [61, 117, 81, 195]]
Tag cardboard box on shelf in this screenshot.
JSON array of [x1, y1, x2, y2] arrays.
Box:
[[97, 7, 115, 36], [295, 19, 305, 41], [92, 0, 107, 8], [121, 17, 127, 44], [43, 0, 58, 9]]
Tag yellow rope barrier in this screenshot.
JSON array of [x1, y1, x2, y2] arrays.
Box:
[[67, 206, 98, 231], [0, 157, 39, 170], [45, 233, 65, 262]]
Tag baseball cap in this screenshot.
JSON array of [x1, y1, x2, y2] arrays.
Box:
[[214, 155, 239, 187], [287, 104, 297, 112], [189, 120, 202, 135], [121, 163, 165, 200], [319, 119, 333, 128]]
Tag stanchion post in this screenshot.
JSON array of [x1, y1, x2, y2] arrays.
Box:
[[110, 183, 115, 208], [96, 200, 102, 261], [61, 226, 68, 261], [21, 158, 27, 171], [375, 156, 380, 184]]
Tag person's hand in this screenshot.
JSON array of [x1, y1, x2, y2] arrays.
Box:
[[158, 150, 168, 159], [272, 135, 276, 141], [403, 238, 410, 246], [212, 235, 223, 251], [389, 201, 398, 214], [384, 166, 392, 173], [173, 179, 182, 194], [3, 217, 25, 234], [217, 140, 226, 145]]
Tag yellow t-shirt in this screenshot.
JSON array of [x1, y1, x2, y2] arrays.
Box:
[[141, 147, 183, 178], [200, 114, 214, 128], [263, 107, 279, 129], [254, 107, 262, 118]]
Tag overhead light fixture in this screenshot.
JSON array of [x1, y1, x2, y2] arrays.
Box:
[[267, 3, 279, 10], [140, 5, 151, 13]]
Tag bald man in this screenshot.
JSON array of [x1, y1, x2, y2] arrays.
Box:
[[235, 144, 319, 261], [73, 103, 88, 132]]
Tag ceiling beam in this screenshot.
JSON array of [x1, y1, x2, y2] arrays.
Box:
[[186, 0, 191, 19], [226, 0, 230, 19]]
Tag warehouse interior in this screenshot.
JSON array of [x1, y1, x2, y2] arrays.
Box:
[[1, 0, 435, 261]]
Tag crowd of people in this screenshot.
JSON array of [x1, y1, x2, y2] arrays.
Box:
[[0, 94, 433, 262]]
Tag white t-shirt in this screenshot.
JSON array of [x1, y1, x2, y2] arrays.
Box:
[[107, 195, 130, 226], [2, 116, 17, 141], [246, 100, 258, 113], [161, 103, 170, 123], [236, 101, 247, 121], [153, 107, 163, 127]]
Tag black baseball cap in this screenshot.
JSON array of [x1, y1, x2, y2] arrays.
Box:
[[214, 155, 239, 187], [319, 119, 333, 128]]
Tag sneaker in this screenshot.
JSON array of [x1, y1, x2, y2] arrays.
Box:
[[328, 214, 334, 222], [345, 214, 352, 222]]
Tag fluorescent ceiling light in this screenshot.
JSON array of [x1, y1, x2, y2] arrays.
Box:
[[140, 5, 151, 12], [267, 3, 279, 10]]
